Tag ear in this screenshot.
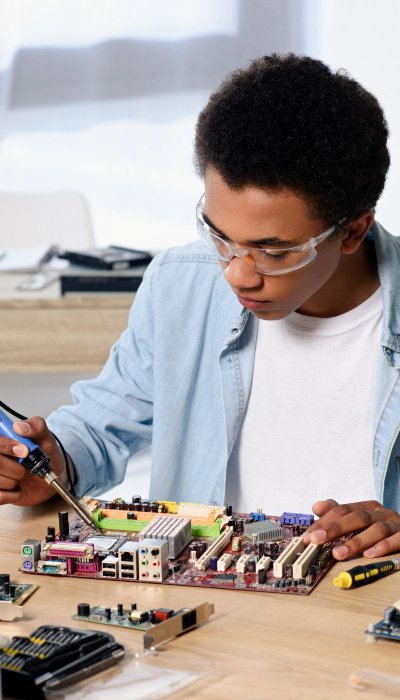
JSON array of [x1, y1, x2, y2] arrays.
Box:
[[340, 210, 375, 254]]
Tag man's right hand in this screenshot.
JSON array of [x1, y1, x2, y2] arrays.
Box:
[[0, 417, 68, 506]]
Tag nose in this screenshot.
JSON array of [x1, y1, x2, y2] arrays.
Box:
[[223, 255, 263, 289]]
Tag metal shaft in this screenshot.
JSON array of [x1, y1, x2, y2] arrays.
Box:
[[44, 471, 99, 530]]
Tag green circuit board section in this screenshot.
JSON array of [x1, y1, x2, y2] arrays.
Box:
[[0, 583, 39, 606], [72, 606, 152, 631], [92, 509, 222, 537]]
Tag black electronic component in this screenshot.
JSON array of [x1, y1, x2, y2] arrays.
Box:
[[226, 505, 233, 516], [141, 500, 149, 512], [9, 584, 16, 597], [77, 603, 90, 617], [47, 526, 56, 541], [149, 501, 158, 512], [58, 511, 69, 539], [300, 578, 306, 585], [131, 603, 137, 611], [174, 564, 181, 573], [151, 548, 160, 556], [232, 555, 240, 562], [0, 573, 10, 587], [127, 512, 135, 520], [139, 611, 149, 623], [236, 520, 244, 533], [284, 564, 293, 578], [293, 579, 298, 587], [258, 569, 267, 585], [104, 502, 112, 509], [244, 548, 253, 555], [117, 603, 123, 616], [4, 582, 10, 595], [105, 607, 111, 621], [256, 542, 264, 557], [248, 558, 256, 573], [264, 542, 276, 556], [215, 573, 237, 582], [274, 580, 281, 588], [132, 495, 141, 503], [0, 624, 124, 699]]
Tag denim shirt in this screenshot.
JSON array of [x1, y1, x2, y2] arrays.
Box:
[[47, 220, 400, 510]]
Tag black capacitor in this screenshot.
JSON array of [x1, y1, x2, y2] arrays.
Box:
[[258, 569, 267, 584], [131, 603, 137, 611], [136, 503, 142, 512], [264, 542, 275, 556], [226, 505, 233, 516], [45, 535, 54, 542], [9, 584, 16, 597], [104, 502, 112, 509], [117, 603, 123, 616], [149, 610, 159, 624], [274, 579, 280, 588], [285, 579, 292, 588], [300, 578, 306, 585], [248, 558, 256, 573], [47, 526, 56, 541], [201, 542, 208, 554], [284, 564, 293, 578], [189, 543, 197, 552], [115, 503, 122, 510], [127, 512, 135, 520], [227, 519, 236, 529], [77, 603, 90, 617], [256, 542, 264, 557], [174, 564, 180, 573], [104, 607, 111, 621], [292, 524, 300, 537], [168, 568, 174, 576], [236, 520, 244, 533], [58, 511, 69, 539], [123, 503, 130, 510], [4, 582, 10, 595], [132, 495, 141, 503], [149, 501, 158, 512], [141, 500, 149, 512], [0, 574, 10, 588], [196, 542, 204, 557], [292, 580, 298, 587]]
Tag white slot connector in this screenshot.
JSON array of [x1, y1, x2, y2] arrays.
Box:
[[236, 553, 251, 574], [273, 537, 304, 578], [256, 555, 271, 573], [217, 553, 232, 572], [195, 527, 233, 570], [292, 542, 321, 579], [189, 550, 197, 563]]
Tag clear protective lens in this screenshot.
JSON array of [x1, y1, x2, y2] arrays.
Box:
[[196, 195, 335, 276]]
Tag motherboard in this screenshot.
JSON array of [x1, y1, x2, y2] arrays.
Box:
[[20, 496, 347, 595]]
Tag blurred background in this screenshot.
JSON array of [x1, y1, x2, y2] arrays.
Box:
[[0, 0, 398, 499]]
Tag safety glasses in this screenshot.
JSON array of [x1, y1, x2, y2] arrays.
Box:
[[196, 194, 339, 275]]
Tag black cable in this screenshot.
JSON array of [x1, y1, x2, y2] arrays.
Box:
[[0, 399, 75, 496]]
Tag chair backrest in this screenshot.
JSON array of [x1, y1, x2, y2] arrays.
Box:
[[0, 191, 95, 250]]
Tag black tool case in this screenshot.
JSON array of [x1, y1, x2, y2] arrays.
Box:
[[0, 625, 124, 699]]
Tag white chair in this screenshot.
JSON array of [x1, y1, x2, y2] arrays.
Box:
[[0, 191, 95, 250]]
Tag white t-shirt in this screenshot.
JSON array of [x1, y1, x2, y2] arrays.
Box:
[[226, 287, 383, 515]]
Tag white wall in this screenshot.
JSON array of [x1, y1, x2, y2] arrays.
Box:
[[304, 0, 400, 234]]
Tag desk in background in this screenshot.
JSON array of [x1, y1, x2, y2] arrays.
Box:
[[0, 274, 133, 373], [2, 498, 400, 700]]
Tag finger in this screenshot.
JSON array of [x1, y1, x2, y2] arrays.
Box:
[[309, 508, 398, 546], [363, 529, 400, 558], [0, 485, 24, 506], [306, 501, 385, 539], [312, 499, 339, 517], [14, 417, 61, 465], [0, 433, 30, 459], [0, 454, 27, 482], [331, 521, 400, 560]]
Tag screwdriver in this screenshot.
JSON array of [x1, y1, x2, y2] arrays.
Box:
[[333, 557, 400, 588], [0, 406, 97, 529]]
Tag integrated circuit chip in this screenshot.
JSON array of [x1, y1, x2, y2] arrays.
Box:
[[215, 573, 237, 583]]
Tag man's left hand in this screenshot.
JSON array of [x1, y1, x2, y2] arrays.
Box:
[[302, 499, 400, 560]]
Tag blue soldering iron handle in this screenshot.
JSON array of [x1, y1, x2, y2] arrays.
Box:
[[0, 407, 38, 458]]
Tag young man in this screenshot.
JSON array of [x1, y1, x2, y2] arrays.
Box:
[[1, 54, 399, 562]]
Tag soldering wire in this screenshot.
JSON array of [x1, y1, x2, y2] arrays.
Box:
[[0, 399, 75, 496]]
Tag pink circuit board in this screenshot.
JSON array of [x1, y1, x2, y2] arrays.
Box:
[[21, 512, 349, 595]]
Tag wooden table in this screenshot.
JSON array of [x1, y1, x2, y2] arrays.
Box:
[[2, 499, 400, 700], [0, 274, 133, 373]]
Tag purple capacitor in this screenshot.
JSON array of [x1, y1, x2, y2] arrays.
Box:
[[256, 542, 264, 557], [210, 556, 218, 571], [201, 542, 208, 554], [196, 542, 204, 557]]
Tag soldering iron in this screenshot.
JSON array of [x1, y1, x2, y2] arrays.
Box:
[[0, 400, 98, 529]]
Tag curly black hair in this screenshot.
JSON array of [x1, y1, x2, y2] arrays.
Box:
[[194, 53, 390, 228]]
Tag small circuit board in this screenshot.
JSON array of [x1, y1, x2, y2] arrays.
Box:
[[20, 498, 349, 595], [0, 575, 39, 621], [72, 601, 214, 649], [366, 599, 400, 642]]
